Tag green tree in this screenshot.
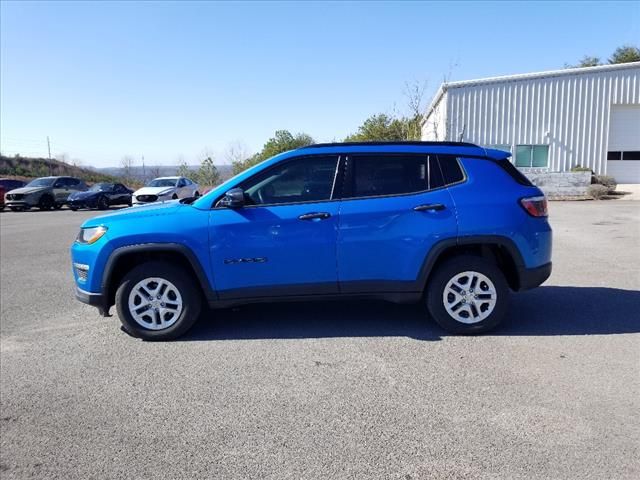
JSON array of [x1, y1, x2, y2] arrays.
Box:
[[196, 156, 221, 187], [175, 158, 192, 179], [345, 113, 423, 142], [232, 130, 315, 174], [575, 55, 602, 67], [608, 45, 640, 64]]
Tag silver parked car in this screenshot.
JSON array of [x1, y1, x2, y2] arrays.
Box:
[[132, 176, 200, 205]]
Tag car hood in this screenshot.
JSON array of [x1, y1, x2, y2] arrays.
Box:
[[6, 186, 49, 195], [82, 200, 184, 227], [69, 191, 99, 200], [134, 186, 176, 196]]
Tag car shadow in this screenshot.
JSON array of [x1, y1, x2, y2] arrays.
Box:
[[181, 286, 640, 342]]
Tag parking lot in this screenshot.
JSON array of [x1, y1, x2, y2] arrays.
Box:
[[0, 202, 638, 479]]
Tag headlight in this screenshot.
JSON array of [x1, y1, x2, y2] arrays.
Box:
[[76, 226, 108, 244]]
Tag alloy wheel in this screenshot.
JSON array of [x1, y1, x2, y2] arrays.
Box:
[[128, 277, 183, 330], [442, 271, 497, 324]]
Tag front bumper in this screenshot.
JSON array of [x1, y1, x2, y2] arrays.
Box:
[[5, 200, 35, 208], [75, 287, 109, 316], [517, 262, 552, 291]]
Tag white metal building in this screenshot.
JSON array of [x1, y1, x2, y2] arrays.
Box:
[[422, 62, 640, 183]]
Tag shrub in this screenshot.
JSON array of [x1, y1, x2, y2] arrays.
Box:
[[587, 184, 609, 199], [571, 165, 593, 173], [592, 175, 617, 192]]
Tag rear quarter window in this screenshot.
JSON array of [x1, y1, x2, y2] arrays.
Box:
[[437, 155, 465, 185], [492, 159, 534, 186]]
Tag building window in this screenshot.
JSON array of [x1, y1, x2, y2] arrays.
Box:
[[608, 151, 640, 161], [515, 145, 549, 168]]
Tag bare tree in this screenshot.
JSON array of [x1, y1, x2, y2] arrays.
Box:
[[224, 141, 250, 165], [148, 165, 162, 178], [403, 79, 428, 140], [121, 155, 135, 179]]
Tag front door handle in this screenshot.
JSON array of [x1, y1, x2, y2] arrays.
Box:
[[298, 212, 331, 221], [414, 203, 446, 212]]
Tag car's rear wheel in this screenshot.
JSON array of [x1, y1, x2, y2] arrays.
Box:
[[115, 261, 202, 340], [426, 255, 509, 334], [38, 195, 54, 211]]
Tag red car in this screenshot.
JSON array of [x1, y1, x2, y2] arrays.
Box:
[[0, 179, 26, 211]]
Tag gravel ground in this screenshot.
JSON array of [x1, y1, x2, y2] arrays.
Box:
[[1, 202, 639, 479]]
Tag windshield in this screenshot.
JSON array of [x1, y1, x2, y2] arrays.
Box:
[[89, 183, 113, 192], [147, 179, 177, 187], [26, 178, 56, 187]]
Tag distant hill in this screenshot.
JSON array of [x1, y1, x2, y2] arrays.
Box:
[[96, 164, 235, 182], [0, 155, 128, 185]]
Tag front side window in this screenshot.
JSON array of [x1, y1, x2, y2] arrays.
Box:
[[26, 177, 56, 188], [89, 183, 114, 192], [241, 155, 339, 206], [515, 145, 549, 168]]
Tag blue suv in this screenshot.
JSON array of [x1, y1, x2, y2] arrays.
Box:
[[71, 142, 552, 340]]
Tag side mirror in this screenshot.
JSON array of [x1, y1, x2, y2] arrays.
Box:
[[220, 188, 245, 208]]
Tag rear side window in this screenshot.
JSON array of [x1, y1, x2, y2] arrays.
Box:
[[493, 159, 534, 186], [346, 154, 443, 198], [437, 156, 465, 185]]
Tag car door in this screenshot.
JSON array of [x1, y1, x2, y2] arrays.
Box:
[[337, 153, 459, 293], [175, 178, 186, 197], [52, 178, 71, 203], [209, 154, 341, 299], [112, 184, 127, 204]]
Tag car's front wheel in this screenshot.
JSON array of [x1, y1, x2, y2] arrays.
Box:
[[38, 195, 54, 211], [426, 255, 509, 335], [115, 261, 202, 340]]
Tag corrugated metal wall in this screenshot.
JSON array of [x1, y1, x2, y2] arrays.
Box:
[[423, 65, 640, 173]]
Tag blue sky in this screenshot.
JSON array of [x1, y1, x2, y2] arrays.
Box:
[[1, 1, 638, 167]]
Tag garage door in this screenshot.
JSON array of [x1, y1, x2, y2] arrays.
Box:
[[607, 105, 640, 183]]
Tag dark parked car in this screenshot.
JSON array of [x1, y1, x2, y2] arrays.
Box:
[[68, 183, 133, 210], [4, 176, 87, 211], [0, 179, 26, 210]]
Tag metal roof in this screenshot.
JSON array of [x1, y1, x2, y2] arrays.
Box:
[[424, 62, 640, 121]]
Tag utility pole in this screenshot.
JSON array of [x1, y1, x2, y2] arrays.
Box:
[[47, 136, 52, 175]]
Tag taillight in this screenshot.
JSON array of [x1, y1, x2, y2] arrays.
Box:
[[520, 196, 548, 217]]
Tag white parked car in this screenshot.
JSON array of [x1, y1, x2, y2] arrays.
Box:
[[132, 176, 200, 205]]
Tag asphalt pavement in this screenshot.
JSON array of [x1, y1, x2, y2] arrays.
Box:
[[1, 201, 639, 479]]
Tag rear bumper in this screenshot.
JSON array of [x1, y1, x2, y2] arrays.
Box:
[[517, 262, 552, 291], [75, 287, 109, 316]]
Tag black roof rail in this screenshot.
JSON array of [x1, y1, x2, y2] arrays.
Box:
[[299, 141, 480, 149]]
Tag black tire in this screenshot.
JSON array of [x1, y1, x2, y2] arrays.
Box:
[[10, 207, 23, 212], [426, 255, 509, 335], [97, 195, 109, 210], [38, 195, 54, 211], [70, 206, 78, 211], [115, 261, 202, 341], [172, 194, 178, 200], [194, 191, 200, 198]]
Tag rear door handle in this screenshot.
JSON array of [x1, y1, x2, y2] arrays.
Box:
[[414, 203, 446, 212], [298, 212, 331, 221]]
